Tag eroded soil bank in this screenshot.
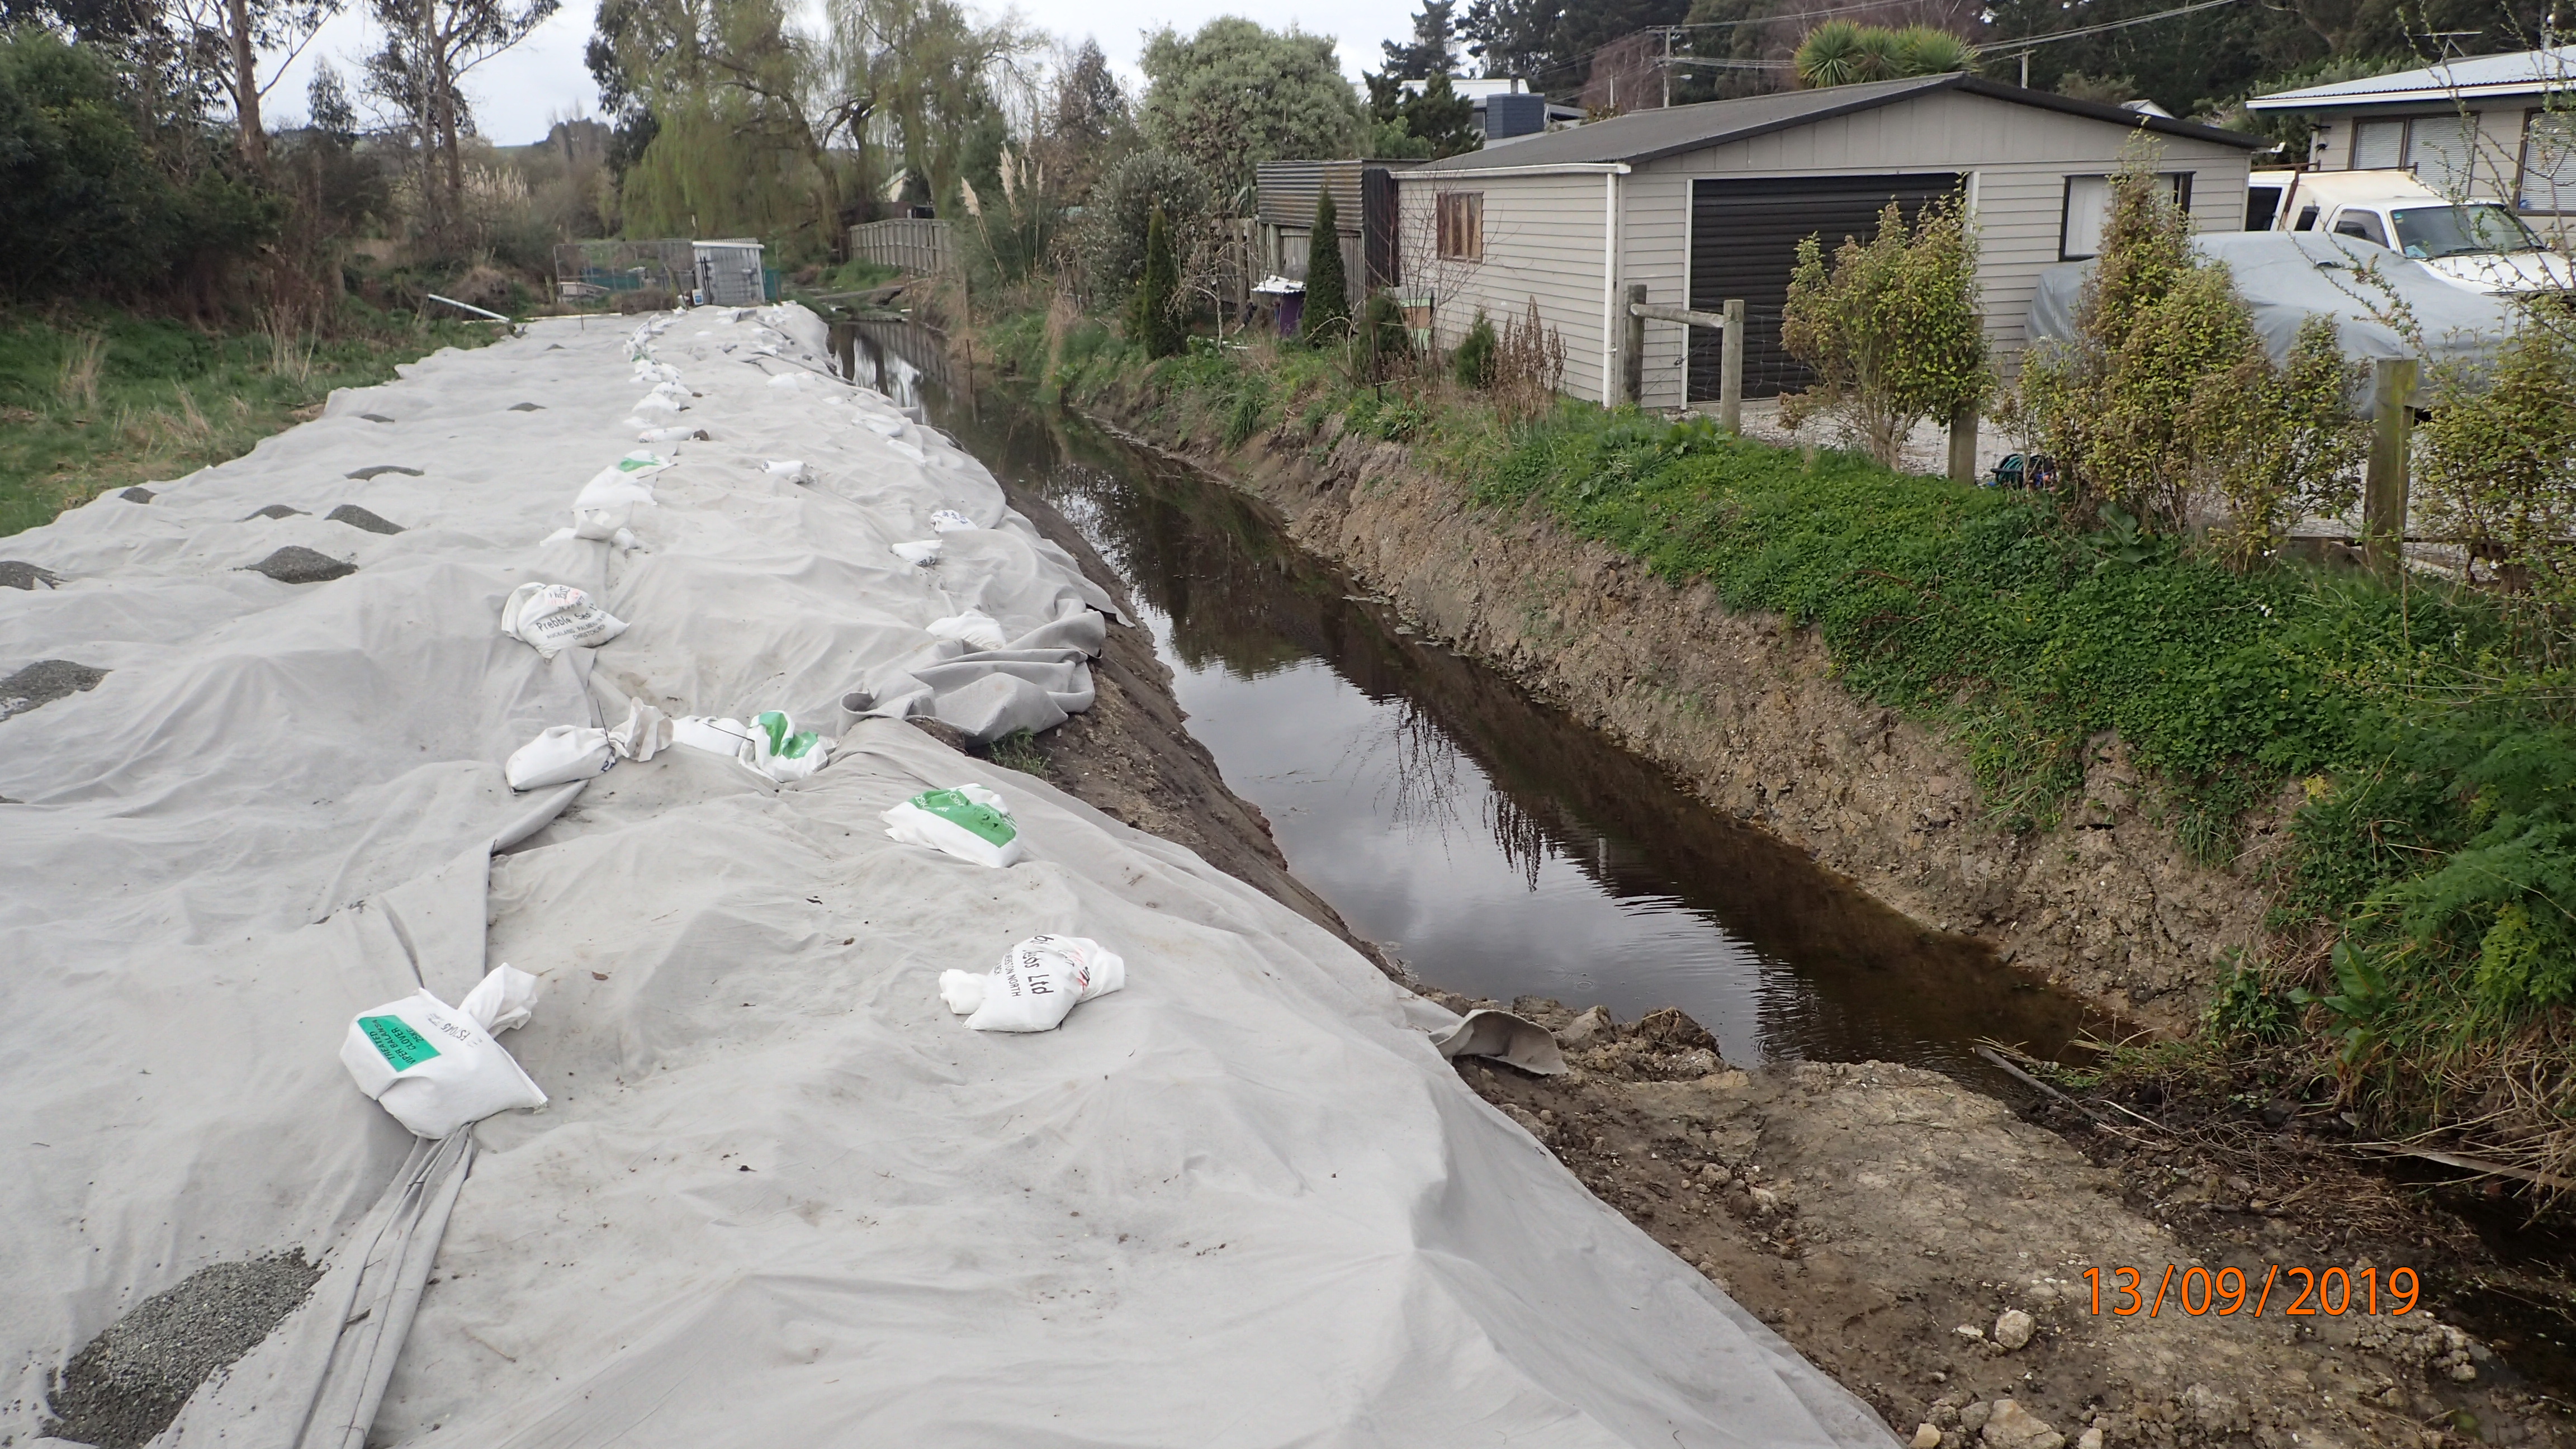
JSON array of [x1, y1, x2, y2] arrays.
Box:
[[1085, 400, 2286, 1039], [963, 390, 2571, 1449]]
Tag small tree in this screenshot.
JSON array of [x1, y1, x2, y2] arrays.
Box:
[[2010, 154, 2366, 555], [1779, 192, 1990, 467], [2418, 305, 2576, 616], [1453, 309, 1498, 387], [1131, 203, 1183, 358], [1301, 188, 1349, 344]]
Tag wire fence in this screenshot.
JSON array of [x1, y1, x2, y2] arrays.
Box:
[[552, 240, 694, 302]]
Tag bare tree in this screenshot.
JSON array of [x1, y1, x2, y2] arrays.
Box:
[[169, 0, 340, 167], [366, 0, 559, 250]]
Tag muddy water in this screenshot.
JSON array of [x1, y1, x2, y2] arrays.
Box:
[[840, 323, 2092, 1092]]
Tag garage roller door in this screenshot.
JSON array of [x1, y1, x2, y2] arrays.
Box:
[[1688, 173, 1961, 401]]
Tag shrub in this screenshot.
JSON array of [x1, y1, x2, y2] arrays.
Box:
[[2417, 303, 2576, 641], [1779, 192, 1990, 467], [1301, 189, 1349, 344], [1452, 309, 1498, 387], [1069, 149, 1209, 307], [2009, 153, 2366, 558], [1361, 291, 1410, 378], [1129, 205, 1183, 358]]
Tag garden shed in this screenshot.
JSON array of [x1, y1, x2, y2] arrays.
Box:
[[1393, 73, 2270, 407]]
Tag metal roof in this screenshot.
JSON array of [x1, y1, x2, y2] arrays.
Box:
[[1406, 73, 2265, 173], [2246, 46, 2576, 110]]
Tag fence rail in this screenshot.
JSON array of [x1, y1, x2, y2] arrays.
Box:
[[553, 239, 694, 300], [849, 219, 954, 276]]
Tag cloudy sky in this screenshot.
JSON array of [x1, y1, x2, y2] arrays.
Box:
[[267, 0, 1410, 146]]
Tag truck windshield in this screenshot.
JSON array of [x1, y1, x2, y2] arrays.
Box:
[[2389, 203, 2546, 258]]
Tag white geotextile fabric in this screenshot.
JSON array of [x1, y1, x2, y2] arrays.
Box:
[[0, 306, 1893, 1448]]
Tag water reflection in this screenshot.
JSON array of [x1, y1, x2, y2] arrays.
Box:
[[843, 322, 2093, 1089]]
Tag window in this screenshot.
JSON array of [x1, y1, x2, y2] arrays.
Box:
[[2059, 172, 2194, 260], [2409, 112, 2478, 195], [2352, 119, 2406, 168], [1436, 192, 1483, 261], [2521, 109, 2576, 212], [2333, 210, 2389, 246]]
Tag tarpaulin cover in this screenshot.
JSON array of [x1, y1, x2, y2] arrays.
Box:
[[0, 306, 1895, 1448], [2026, 230, 2520, 396]]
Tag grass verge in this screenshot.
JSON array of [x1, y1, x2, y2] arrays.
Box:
[[0, 302, 496, 537]]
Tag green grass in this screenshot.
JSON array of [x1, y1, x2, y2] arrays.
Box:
[[0, 304, 494, 537], [1000, 310, 2576, 1155]]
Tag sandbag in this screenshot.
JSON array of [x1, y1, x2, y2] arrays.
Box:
[[957, 935, 1126, 1033], [572, 452, 670, 512], [926, 611, 1007, 651], [500, 583, 627, 659], [882, 784, 1022, 867], [889, 540, 941, 566], [339, 965, 547, 1138], [747, 710, 831, 783], [928, 509, 975, 533], [504, 724, 615, 790]]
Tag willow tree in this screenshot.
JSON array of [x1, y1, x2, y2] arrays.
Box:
[[822, 0, 1034, 221], [605, 0, 846, 251]]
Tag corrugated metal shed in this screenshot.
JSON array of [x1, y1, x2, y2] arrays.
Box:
[[694, 239, 767, 306], [1255, 160, 1422, 229]]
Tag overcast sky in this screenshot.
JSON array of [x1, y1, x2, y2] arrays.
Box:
[[267, 0, 1408, 147]]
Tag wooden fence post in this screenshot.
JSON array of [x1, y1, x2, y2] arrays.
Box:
[[2363, 356, 2417, 574], [1718, 297, 1744, 434], [1621, 284, 1646, 406]]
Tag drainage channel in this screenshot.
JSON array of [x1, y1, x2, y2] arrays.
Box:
[[840, 321, 2094, 1096]]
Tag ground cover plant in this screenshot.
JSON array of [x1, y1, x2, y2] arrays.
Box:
[[0, 307, 494, 537]]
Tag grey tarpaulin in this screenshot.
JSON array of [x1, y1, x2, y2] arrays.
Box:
[[2025, 230, 2518, 401], [1, 306, 1897, 1448]]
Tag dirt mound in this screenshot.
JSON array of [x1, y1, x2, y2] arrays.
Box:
[[44, 1253, 321, 1448]]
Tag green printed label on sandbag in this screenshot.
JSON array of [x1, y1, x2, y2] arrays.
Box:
[[617, 453, 666, 473], [912, 788, 1016, 846], [757, 711, 821, 759], [359, 1014, 441, 1072]]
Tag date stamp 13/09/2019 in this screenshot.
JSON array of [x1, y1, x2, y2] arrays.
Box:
[[2083, 1265, 2419, 1319]]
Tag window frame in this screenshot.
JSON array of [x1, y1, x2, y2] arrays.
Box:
[[2057, 172, 2194, 261], [1435, 191, 1484, 262]]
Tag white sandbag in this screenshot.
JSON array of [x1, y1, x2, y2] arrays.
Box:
[[339, 965, 547, 1138], [960, 935, 1126, 1034], [666, 711, 830, 783], [568, 506, 630, 541], [504, 724, 616, 790], [928, 509, 975, 533], [636, 425, 707, 442], [925, 610, 1008, 651], [500, 582, 628, 659], [630, 393, 683, 417], [937, 969, 986, 1015], [762, 460, 809, 485], [572, 452, 670, 511], [608, 700, 672, 762], [671, 714, 754, 758], [746, 710, 831, 783], [889, 540, 941, 566], [858, 413, 905, 437], [887, 438, 927, 465], [882, 784, 1022, 868]]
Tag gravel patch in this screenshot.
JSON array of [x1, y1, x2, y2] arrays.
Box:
[[0, 659, 108, 721], [43, 1252, 323, 1449], [242, 504, 307, 521], [325, 504, 405, 535], [244, 547, 357, 584], [344, 465, 422, 480], [0, 561, 63, 590], [119, 487, 154, 503]]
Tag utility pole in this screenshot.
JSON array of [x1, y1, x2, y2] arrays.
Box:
[[2019, 48, 2032, 87], [1661, 26, 1672, 108]]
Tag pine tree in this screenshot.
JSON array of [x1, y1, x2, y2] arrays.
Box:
[[1301, 189, 1350, 345], [1132, 203, 1183, 357]]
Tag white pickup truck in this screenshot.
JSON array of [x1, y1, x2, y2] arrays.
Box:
[[2247, 167, 2576, 297]]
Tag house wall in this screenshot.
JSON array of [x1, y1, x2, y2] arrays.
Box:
[[1621, 90, 2252, 410], [2307, 106, 2530, 200], [1394, 171, 1620, 402]]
